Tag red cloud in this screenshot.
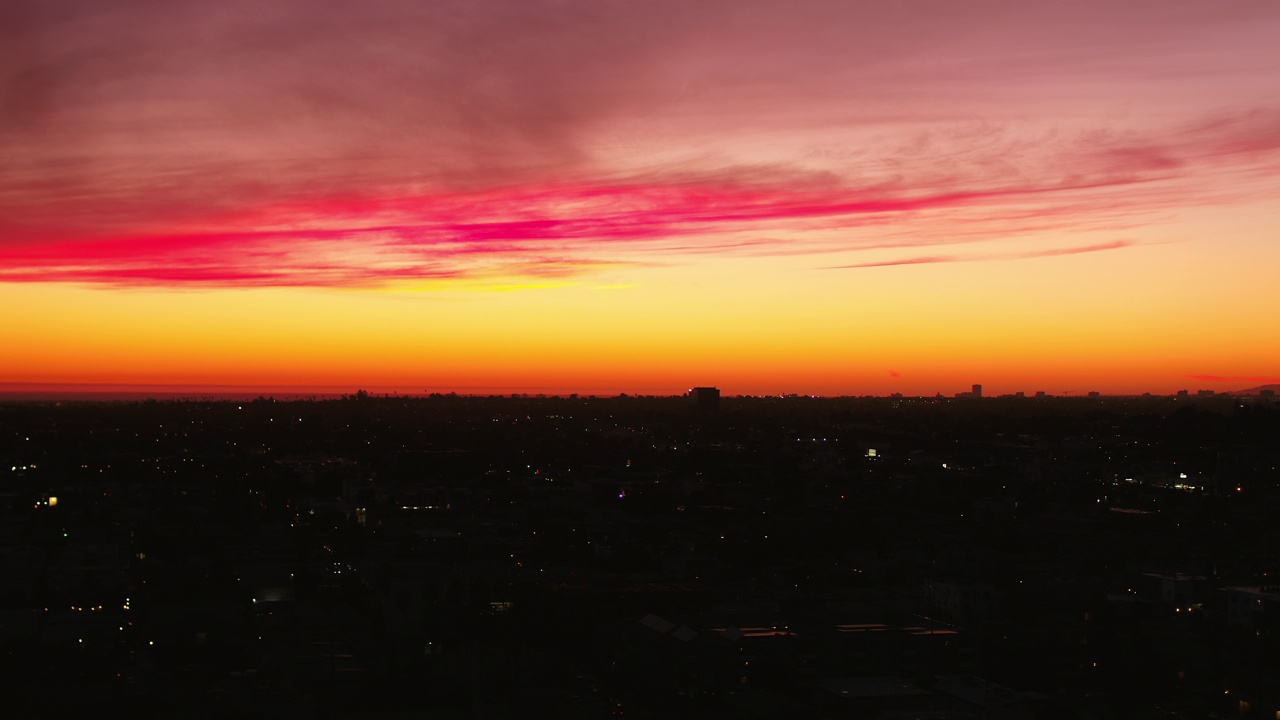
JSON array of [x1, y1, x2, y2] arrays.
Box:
[[0, 103, 1275, 288], [0, 178, 1148, 288], [0, 165, 1200, 288]]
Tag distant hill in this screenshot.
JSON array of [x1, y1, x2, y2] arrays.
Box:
[[1232, 384, 1280, 396]]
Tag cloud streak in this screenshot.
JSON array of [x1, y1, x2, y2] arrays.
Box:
[[2, 1, 1279, 288], [0, 170, 1157, 287], [829, 240, 1136, 269]]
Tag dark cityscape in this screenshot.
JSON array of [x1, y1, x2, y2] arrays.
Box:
[[3, 391, 1279, 718], [5, 5, 1280, 717]]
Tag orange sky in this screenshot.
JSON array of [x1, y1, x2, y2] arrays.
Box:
[[3, 1, 1279, 397]]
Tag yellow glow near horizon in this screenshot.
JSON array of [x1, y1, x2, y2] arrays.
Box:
[[5, 222, 1280, 397], [3, 2, 1280, 397]]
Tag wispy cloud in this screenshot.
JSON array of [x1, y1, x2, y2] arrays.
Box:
[[2, 1, 1278, 288], [1027, 241, 1134, 258], [837, 255, 959, 269], [828, 240, 1134, 269], [0, 171, 1154, 287]]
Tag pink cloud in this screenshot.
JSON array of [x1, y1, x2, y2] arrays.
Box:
[[1015, 240, 1135, 258], [0, 172, 1154, 287], [828, 240, 1134, 270], [835, 255, 959, 269], [2, 1, 1278, 288]]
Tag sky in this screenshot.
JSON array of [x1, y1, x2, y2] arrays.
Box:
[[2, 0, 1279, 397]]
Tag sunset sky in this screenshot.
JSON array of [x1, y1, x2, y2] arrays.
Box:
[[2, 0, 1278, 397]]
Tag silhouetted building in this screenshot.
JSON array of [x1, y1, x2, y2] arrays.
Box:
[[1222, 586, 1280, 632], [971, 384, 982, 398], [692, 386, 720, 412]]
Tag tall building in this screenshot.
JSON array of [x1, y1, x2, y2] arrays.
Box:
[[692, 386, 720, 412], [971, 384, 982, 398]]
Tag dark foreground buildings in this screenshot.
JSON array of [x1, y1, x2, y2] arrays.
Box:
[[2, 391, 1278, 718], [692, 386, 721, 412]]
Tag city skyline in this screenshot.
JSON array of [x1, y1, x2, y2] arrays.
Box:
[[3, 1, 1279, 397], [2, 381, 1275, 402]]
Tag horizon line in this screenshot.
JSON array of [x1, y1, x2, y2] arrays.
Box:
[[1, 382, 1273, 402]]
